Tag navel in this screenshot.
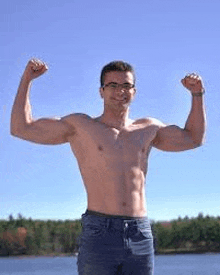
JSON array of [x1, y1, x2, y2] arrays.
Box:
[[122, 202, 127, 207], [98, 145, 103, 151]]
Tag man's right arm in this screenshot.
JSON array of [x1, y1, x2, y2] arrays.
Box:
[[11, 59, 75, 145]]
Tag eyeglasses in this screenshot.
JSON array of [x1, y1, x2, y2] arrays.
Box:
[[102, 82, 135, 91]]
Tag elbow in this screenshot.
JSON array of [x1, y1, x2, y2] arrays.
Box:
[[10, 127, 21, 138], [10, 116, 20, 137], [10, 129, 27, 141], [10, 124, 17, 137], [192, 136, 205, 148], [10, 123, 28, 139], [185, 129, 206, 149], [193, 141, 203, 148], [10, 121, 20, 137]]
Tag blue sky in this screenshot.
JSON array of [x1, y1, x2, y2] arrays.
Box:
[[1, 0, 220, 222]]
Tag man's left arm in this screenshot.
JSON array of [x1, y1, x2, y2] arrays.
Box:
[[152, 73, 206, 152]]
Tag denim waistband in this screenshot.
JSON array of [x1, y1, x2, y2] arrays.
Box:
[[82, 209, 151, 232], [85, 209, 148, 221]]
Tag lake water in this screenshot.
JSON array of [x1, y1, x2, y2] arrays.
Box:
[[0, 253, 220, 274]]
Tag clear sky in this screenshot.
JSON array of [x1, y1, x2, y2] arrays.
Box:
[[1, 0, 220, 222]]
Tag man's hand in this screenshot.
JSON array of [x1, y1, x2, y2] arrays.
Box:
[[181, 73, 205, 95], [23, 59, 48, 81]]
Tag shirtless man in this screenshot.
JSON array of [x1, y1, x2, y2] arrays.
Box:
[[11, 59, 206, 275]]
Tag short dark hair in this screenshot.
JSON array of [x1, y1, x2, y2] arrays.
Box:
[[100, 61, 136, 87]]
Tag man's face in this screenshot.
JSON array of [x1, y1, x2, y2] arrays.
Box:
[[100, 71, 136, 110]]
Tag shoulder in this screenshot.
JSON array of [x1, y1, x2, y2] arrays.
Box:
[[52, 113, 92, 138], [62, 113, 91, 120], [61, 113, 92, 125], [133, 117, 166, 128]]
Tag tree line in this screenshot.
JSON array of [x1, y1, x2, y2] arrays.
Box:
[[152, 213, 220, 254], [0, 214, 82, 256], [1, 213, 220, 256]]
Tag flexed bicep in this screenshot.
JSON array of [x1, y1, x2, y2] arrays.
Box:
[[13, 116, 76, 145], [152, 124, 198, 152]]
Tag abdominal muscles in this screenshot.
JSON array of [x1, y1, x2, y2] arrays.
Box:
[[81, 161, 147, 217]]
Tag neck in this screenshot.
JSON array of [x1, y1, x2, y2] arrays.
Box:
[[99, 106, 131, 129]]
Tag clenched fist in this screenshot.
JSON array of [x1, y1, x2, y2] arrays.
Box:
[[23, 59, 48, 81], [181, 73, 205, 95]]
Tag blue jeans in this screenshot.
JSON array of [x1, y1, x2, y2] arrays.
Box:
[[77, 210, 154, 275]]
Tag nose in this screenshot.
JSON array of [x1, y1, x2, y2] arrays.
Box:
[[115, 85, 126, 94], [114, 89, 126, 99], [119, 84, 128, 91]]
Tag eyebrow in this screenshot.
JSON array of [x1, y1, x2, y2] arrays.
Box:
[[106, 82, 133, 85]]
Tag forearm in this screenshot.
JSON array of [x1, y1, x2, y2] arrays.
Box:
[[11, 75, 33, 136], [184, 95, 206, 146]]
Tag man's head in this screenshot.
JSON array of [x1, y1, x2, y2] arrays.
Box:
[[100, 61, 136, 110], [100, 61, 136, 87]]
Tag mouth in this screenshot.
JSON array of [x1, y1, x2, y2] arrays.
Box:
[[111, 97, 128, 103]]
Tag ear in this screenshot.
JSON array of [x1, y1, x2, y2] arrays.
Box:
[[130, 88, 136, 102], [99, 87, 104, 98], [132, 87, 136, 98]]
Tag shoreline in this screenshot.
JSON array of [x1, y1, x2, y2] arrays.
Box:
[[156, 248, 220, 255], [0, 253, 78, 259], [1, 250, 220, 259]]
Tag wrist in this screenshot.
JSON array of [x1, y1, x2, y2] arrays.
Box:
[[191, 89, 205, 97], [21, 73, 33, 83]]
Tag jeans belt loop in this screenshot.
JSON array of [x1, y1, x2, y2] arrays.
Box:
[[106, 218, 111, 229]]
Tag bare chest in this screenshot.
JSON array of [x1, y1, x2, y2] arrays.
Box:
[[70, 120, 158, 161]]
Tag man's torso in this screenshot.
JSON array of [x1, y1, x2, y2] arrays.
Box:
[[66, 114, 159, 217]]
